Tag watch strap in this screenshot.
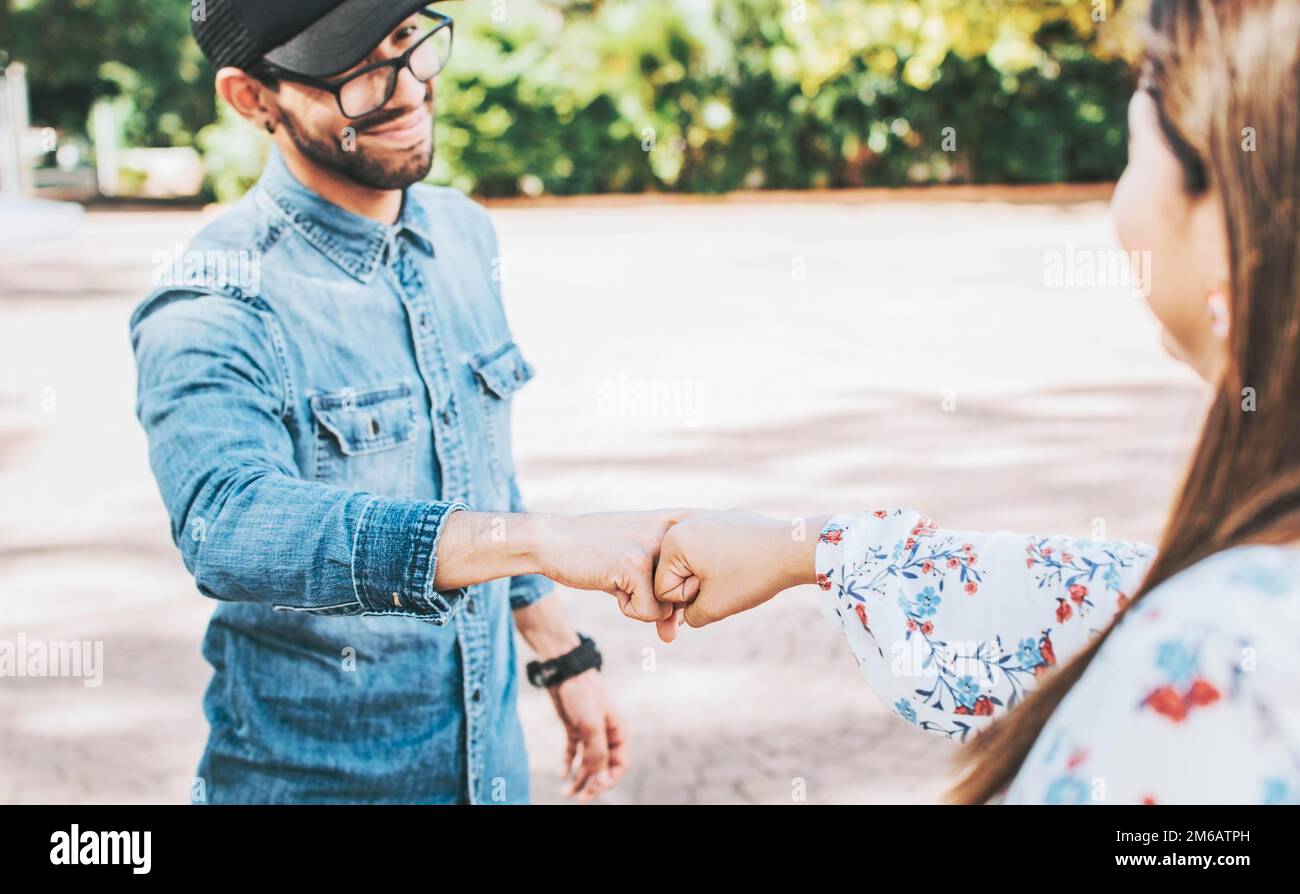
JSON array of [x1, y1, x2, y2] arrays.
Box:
[[526, 634, 602, 688]]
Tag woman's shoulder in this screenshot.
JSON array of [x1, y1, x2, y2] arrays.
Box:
[[1112, 545, 1300, 696], [1007, 545, 1300, 804], [1131, 544, 1300, 632]]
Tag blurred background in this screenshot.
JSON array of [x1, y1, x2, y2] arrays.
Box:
[[3, 0, 1143, 204], [1, 0, 1207, 804]]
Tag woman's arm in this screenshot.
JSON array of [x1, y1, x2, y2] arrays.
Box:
[[655, 509, 1155, 741]]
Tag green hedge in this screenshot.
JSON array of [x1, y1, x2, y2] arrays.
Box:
[[7, 0, 1143, 201], [433, 0, 1140, 197]]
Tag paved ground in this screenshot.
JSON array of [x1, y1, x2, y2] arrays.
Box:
[[0, 191, 1207, 804]]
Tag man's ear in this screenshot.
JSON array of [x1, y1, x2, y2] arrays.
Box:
[[215, 67, 280, 133]]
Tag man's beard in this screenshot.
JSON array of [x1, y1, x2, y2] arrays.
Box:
[[280, 91, 435, 191]]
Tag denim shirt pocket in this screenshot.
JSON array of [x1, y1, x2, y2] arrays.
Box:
[[309, 381, 418, 499], [468, 342, 534, 488]]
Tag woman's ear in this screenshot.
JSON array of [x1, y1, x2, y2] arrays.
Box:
[[1188, 189, 1231, 306], [215, 67, 280, 133], [1188, 189, 1233, 377]]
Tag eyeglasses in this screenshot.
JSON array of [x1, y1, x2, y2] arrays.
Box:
[[271, 9, 453, 120]]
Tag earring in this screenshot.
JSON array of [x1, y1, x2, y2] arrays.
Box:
[[1206, 288, 1230, 340], [263, 120, 276, 134]]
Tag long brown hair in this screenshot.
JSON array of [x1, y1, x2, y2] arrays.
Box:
[[951, 0, 1300, 804]]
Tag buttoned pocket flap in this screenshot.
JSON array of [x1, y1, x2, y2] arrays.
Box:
[[310, 382, 416, 456], [470, 342, 535, 399]]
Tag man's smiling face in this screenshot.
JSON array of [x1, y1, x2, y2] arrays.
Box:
[[268, 12, 437, 190]]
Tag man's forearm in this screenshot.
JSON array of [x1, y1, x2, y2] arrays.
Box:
[[432, 511, 550, 591], [433, 508, 681, 622]]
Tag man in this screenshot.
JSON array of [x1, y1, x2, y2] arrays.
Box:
[[131, 0, 675, 804]]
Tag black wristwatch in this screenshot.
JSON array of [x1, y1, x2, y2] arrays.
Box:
[[526, 634, 602, 689]]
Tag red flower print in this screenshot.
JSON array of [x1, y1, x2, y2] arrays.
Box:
[[972, 697, 994, 716], [1068, 583, 1088, 603], [873, 510, 888, 518], [816, 573, 832, 591], [853, 603, 869, 629], [1025, 558, 1035, 569], [906, 619, 918, 631], [1062, 553, 1074, 564], [1066, 748, 1088, 770], [962, 543, 973, 554], [820, 528, 843, 545], [1141, 795, 1158, 805], [1042, 547, 1053, 557], [952, 558, 963, 569], [964, 581, 978, 596], [966, 553, 978, 565], [1040, 635, 1056, 667], [1184, 678, 1221, 708], [921, 620, 934, 635], [1056, 600, 1073, 623], [1144, 685, 1188, 722], [954, 704, 970, 715], [904, 537, 917, 550], [921, 561, 934, 574]]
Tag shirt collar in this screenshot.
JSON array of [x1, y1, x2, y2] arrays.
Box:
[[258, 148, 436, 283]]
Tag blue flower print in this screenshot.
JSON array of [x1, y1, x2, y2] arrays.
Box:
[[1016, 638, 1043, 667], [1045, 776, 1091, 805], [915, 586, 941, 617], [895, 699, 919, 724], [953, 675, 980, 710], [1155, 639, 1197, 686]]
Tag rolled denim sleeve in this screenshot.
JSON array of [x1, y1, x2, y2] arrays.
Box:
[[130, 288, 469, 622]]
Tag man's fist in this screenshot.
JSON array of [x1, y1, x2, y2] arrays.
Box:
[[535, 510, 685, 621]]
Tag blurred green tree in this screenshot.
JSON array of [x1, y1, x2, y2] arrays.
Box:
[[4, 0, 1144, 199], [2, 0, 213, 147], [434, 0, 1141, 196]]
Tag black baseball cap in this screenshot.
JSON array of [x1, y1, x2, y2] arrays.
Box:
[[192, 0, 444, 78]]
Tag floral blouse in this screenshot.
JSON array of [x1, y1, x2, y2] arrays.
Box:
[[815, 509, 1300, 804]]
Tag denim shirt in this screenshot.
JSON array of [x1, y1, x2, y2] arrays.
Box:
[[130, 149, 552, 804]]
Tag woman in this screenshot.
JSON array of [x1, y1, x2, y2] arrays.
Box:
[[652, 0, 1300, 804]]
